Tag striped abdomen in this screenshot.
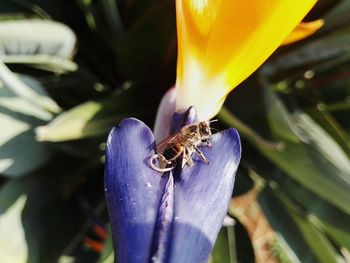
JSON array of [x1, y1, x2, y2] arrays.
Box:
[[162, 142, 185, 162]]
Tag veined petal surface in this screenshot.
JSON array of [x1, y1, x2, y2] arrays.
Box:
[[168, 128, 241, 263], [176, 0, 317, 120], [105, 111, 241, 263], [105, 118, 167, 263], [153, 87, 177, 142]]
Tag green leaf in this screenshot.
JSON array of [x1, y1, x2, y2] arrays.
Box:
[[0, 110, 50, 178], [326, 101, 350, 113], [261, 143, 350, 215], [35, 101, 106, 141], [0, 19, 77, 72], [293, 112, 350, 184], [276, 190, 346, 263], [262, 87, 300, 143], [58, 255, 76, 263], [0, 112, 30, 147], [0, 74, 53, 177], [263, 26, 350, 78], [36, 88, 141, 142], [270, 235, 301, 263], [0, 61, 60, 113], [116, 0, 176, 79], [0, 107, 51, 178], [313, 216, 350, 253], [290, 211, 344, 263], [323, 0, 350, 30], [0, 127, 51, 177], [218, 107, 282, 149], [211, 225, 237, 263], [267, 174, 350, 252], [221, 87, 350, 216], [260, 87, 350, 216], [0, 163, 93, 263], [0, 195, 28, 263], [0, 74, 55, 121], [259, 187, 337, 263], [100, 0, 124, 41], [307, 108, 350, 156], [98, 225, 114, 263]]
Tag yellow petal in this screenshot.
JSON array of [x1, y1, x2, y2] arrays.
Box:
[[176, 0, 317, 120], [281, 19, 324, 45]]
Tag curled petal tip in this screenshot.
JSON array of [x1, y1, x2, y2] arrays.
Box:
[[282, 19, 324, 45]]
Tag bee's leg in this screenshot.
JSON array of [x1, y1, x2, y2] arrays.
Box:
[[194, 146, 210, 164], [205, 140, 212, 148], [201, 139, 212, 148], [182, 147, 194, 168], [186, 154, 194, 167], [157, 154, 172, 166], [181, 155, 187, 168]]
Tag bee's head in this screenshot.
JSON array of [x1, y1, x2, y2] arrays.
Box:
[[199, 121, 212, 139]]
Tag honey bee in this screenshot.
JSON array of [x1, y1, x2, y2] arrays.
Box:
[[149, 120, 214, 173]]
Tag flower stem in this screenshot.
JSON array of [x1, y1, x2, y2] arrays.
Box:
[[218, 107, 281, 150]]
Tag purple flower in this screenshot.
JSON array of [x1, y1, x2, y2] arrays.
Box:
[[104, 108, 241, 263]]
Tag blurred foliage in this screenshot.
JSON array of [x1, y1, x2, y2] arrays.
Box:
[[0, 0, 349, 262]]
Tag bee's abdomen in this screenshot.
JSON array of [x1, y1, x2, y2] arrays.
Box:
[[163, 143, 183, 161]]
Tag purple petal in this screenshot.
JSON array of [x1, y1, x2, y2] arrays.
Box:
[[105, 111, 241, 263], [151, 174, 174, 262], [168, 128, 241, 263], [153, 87, 176, 142], [170, 106, 198, 134], [104, 118, 167, 263]]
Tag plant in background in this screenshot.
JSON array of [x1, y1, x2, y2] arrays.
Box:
[[104, 1, 318, 262], [0, 0, 349, 263]]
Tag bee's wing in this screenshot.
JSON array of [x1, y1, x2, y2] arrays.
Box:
[[155, 133, 179, 153]]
